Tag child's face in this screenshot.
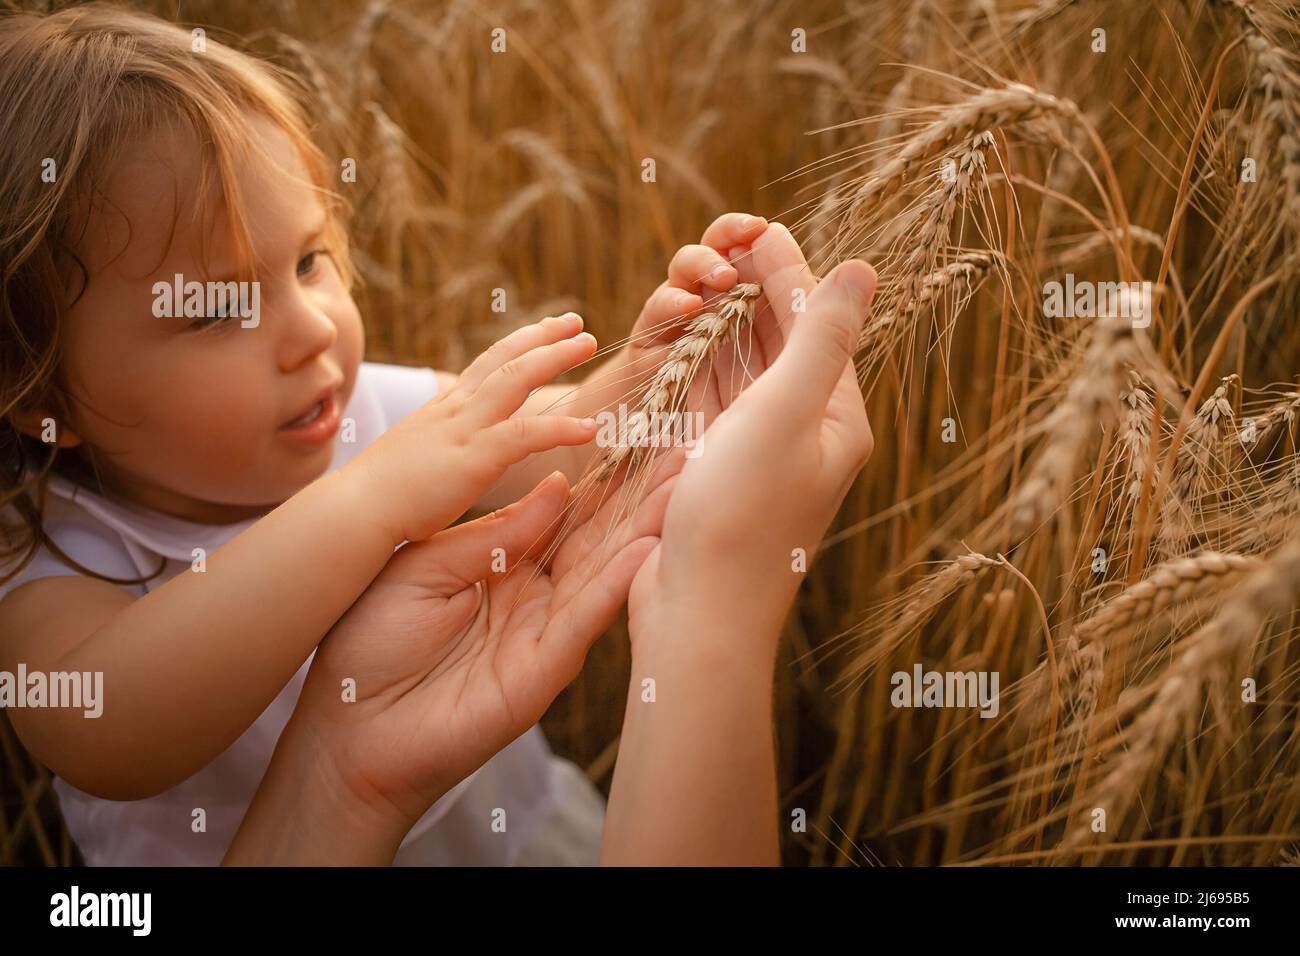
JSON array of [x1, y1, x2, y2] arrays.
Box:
[[57, 114, 364, 523]]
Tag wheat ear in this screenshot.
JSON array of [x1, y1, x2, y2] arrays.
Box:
[[1230, 391, 1300, 468], [1013, 550, 1258, 749], [892, 132, 994, 314], [860, 251, 996, 355], [1066, 536, 1300, 850], [1007, 314, 1138, 539], [848, 83, 1080, 225], [1117, 370, 1154, 505], [593, 283, 761, 482], [1157, 375, 1237, 558]]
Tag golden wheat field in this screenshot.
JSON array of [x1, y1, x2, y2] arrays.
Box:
[[3, 0, 1300, 868]]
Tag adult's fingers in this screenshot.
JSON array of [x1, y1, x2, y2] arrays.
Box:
[[747, 224, 820, 349], [458, 313, 585, 393], [393, 472, 571, 587], [538, 536, 660, 681], [554, 468, 677, 586], [750, 259, 876, 423], [699, 212, 768, 252], [558, 444, 686, 564], [667, 244, 736, 293]]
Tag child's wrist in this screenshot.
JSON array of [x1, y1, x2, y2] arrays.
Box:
[[334, 453, 407, 549]]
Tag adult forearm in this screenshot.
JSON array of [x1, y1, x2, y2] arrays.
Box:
[[601, 608, 782, 866], [225, 714, 412, 866]]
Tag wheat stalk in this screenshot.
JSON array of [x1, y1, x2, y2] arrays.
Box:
[[1007, 314, 1140, 539], [593, 283, 762, 482], [835, 551, 1001, 688], [1118, 370, 1154, 505], [848, 83, 1080, 225], [1157, 375, 1237, 558], [1066, 535, 1300, 850]]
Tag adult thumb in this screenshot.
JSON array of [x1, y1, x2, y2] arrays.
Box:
[[400, 471, 571, 586], [764, 259, 875, 420]]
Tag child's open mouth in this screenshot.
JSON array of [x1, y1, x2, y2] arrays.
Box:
[[279, 388, 341, 444]]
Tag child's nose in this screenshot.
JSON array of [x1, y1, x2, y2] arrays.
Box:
[[276, 290, 339, 369]]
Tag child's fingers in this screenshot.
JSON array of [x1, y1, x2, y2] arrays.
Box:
[[699, 212, 768, 253], [400, 472, 571, 587], [468, 333, 599, 423], [667, 244, 736, 293], [458, 313, 584, 393], [480, 415, 599, 469]]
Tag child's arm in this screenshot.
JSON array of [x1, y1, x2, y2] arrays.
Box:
[[0, 316, 599, 801], [600, 236, 878, 865], [463, 214, 770, 510]]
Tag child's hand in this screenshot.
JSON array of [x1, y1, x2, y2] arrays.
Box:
[[569, 213, 774, 437], [281, 464, 670, 835], [352, 314, 600, 544], [626, 228, 877, 653]]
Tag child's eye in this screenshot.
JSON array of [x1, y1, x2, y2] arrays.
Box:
[[297, 249, 327, 278], [189, 303, 234, 331]]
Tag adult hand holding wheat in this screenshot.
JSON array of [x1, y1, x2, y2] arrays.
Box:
[[629, 235, 878, 642], [600, 235, 877, 866], [564, 213, 774, 440]]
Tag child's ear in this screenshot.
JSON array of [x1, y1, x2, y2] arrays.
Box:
[[8, 407, 84, 448]]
